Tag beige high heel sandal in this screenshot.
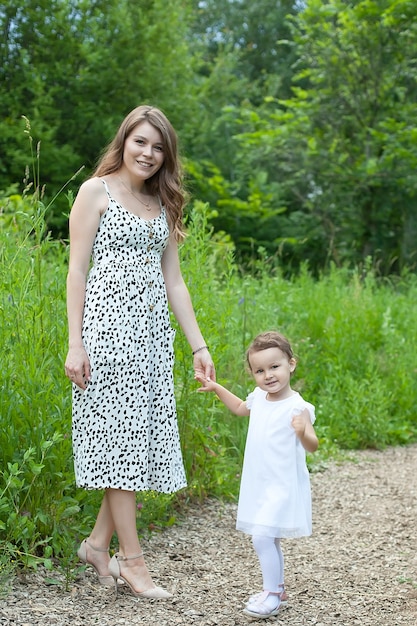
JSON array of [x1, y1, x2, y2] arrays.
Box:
[[77, 538, 114, 586], [109, 552, 173, 599]]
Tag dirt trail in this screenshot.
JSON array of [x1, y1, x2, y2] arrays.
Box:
[[1, 444, 416, 625]]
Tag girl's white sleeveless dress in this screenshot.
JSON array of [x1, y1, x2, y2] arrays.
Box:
[[236, 388, 315, 538], [71, 179, 187, 493]]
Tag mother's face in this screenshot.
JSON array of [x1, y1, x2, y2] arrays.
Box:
[[122, 121, 165, 180]]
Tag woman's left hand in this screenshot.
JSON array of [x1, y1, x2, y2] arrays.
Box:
[[193, 349, 216, 382]]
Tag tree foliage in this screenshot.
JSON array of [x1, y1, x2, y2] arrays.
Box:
[[1, 0, 417, 274], [0, 0, 194, 229], [189, 0, 299, 101], [205, 0, 417, 272]]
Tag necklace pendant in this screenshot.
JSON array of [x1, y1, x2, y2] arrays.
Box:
[[119, 175, 152, 210]]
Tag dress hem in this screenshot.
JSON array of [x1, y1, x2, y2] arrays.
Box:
[[76, 481, 187, 494], [236, 521, 312, 539]]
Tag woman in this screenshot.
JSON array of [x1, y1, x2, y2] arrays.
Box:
[[65, 105, 215, 598]]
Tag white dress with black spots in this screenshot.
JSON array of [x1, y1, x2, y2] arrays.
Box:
[[72, 179, 187, 493]]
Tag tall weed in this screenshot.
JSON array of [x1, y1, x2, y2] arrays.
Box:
[[0, 194, 84, 573]]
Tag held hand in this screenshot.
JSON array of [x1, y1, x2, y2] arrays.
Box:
[[193, 349, 216, 383], [194, 374, 217, 393], [65, 346, 91, 390]]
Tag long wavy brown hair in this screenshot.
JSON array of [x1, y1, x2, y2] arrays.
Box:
[[92, 105, 186, 241]]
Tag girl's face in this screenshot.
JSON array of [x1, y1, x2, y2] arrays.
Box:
[[122, 121, 165, 181], [248, 347, 296, 400]]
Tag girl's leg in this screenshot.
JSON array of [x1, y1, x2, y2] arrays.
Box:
[[274, 537, 285, 589], [251, 535, 283, 611]]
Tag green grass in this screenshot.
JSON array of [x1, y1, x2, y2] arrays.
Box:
[[1, 191, 416, 585]]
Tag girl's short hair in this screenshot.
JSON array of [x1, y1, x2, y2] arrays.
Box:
[[246, 331, 294, 368]]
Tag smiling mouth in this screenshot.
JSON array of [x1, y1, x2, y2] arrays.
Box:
[[138, 160, 152, 167]]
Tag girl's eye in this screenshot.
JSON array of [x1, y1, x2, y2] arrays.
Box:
[[154, 145, 164, 152]]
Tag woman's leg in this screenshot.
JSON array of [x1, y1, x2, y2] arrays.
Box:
[[80, 491, 115, 576], [90, 490, 116, 545], [105, 488, 156, 592]]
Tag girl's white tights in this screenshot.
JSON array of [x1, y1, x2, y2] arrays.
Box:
[[252, 534, 284, 603]]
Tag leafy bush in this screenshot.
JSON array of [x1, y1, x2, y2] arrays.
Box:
[[1, 192, 416, 581]]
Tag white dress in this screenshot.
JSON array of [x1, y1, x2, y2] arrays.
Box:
[[236, 388, 316, 538], [71, 179, 187, 493]]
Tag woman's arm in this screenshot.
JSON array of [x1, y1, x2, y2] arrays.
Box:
[[64, 178, 106, 388], [161, 234, 215, 381]]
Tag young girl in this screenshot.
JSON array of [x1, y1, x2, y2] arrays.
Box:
[[196, 331, 318, 619]]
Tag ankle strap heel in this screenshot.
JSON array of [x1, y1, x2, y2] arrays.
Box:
[[115, 552, 144, 561], [77, 538, 113, 587], [108, 553, 172, 600], [85, 538, 110, 552]]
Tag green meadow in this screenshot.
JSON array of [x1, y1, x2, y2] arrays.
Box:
[[1, 193, 416, 587]]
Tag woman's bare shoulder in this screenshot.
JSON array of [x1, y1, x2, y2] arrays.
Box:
[[73, 177, 108, 215], [78, 176, 106, 194]]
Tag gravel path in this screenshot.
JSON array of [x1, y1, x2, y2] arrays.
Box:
[[1, 444, 416, 625]]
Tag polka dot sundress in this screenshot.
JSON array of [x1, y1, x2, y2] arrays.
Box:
[[71, 179, 187, 493]]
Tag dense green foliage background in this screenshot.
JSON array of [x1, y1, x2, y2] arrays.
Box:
[[2, 0, 417, 274], [1, 0, 417, 584], [1, 192, 416, 581]]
